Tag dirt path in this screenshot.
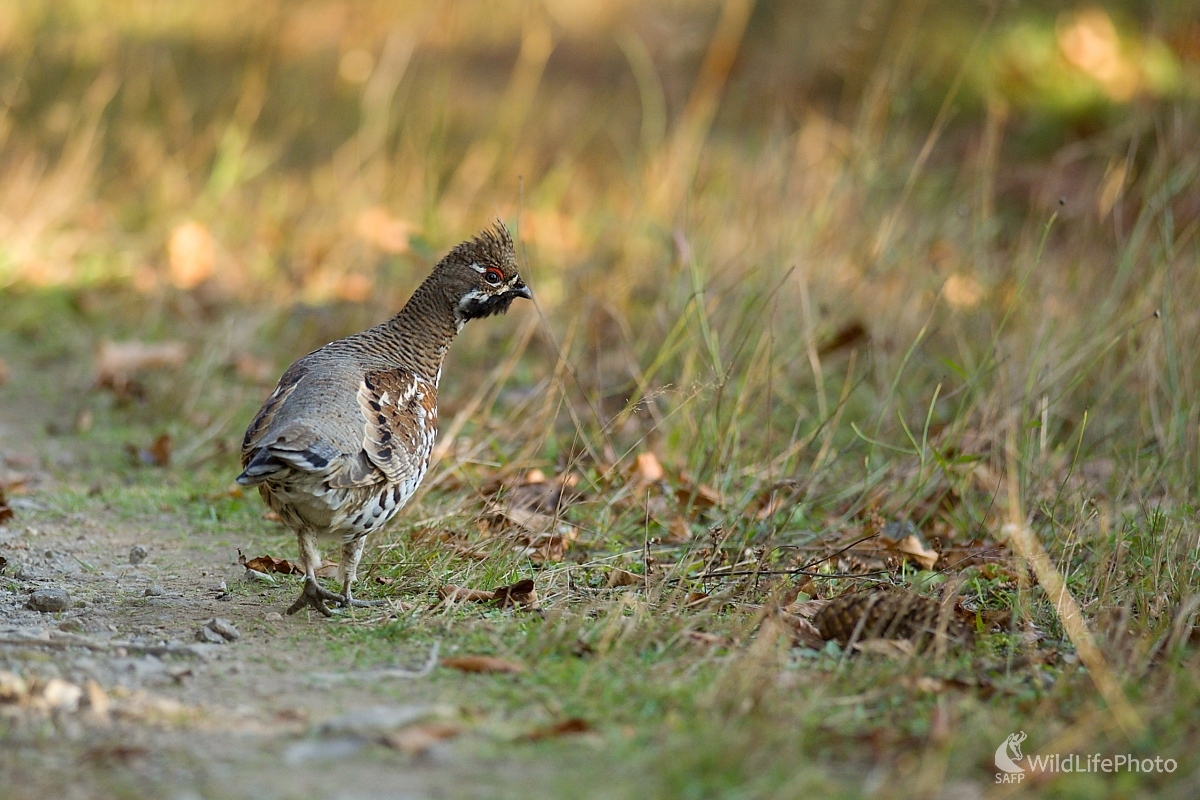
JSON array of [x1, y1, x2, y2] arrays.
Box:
[[0, 374, 538, 800]]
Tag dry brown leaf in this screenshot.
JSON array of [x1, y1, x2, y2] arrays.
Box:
[[0, 356, 8, 387], [438, 585, 496, 603], [438, 579, 540, 611], [674, 473, 723, 509], [787, 599, 828, 619], [606, 568, 641, 588], [95, 340, 187, 392], [383, 720, 464, 754], [491, 579, 540, 611], [895, 534, 938, 570], [126, 434, 172, 468], [168, 221, 215, 289], [634, 452, 664, 482], [0, 488, 13, 525], [356, 207, 413, 254], [441, 656, 525, 674], [664, 517, 692, 543], [520, 717, 592, 741], [777, 612, 825, 650], [817, 321, 869, 356], [238, 550, 304, 576]]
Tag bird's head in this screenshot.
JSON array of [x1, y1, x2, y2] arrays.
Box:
[[437, 220, 532, 323]]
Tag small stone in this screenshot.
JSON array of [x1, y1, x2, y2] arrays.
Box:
[[265, 611, 283, 622], [244, 568, 275, 584], [129, 544, 148, 565], [205, 618, 240, 641], [58, 619, 85, 633], [196, 626, 226, 644], [28, 588, 71, 613], [145, 584, 165, 597]]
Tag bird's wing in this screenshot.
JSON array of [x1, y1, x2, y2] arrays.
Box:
[[240, 369, 303, 466], [349, 367, 437, 486]]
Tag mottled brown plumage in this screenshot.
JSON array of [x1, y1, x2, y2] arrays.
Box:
[[814, 588, 971, 648], [238, 221, 530, 616]]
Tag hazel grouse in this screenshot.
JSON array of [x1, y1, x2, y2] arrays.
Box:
[[237, 221, 531, 616]]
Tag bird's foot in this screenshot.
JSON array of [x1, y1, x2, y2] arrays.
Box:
[[340, 590, 385, 609], [286, 577, 343, 617]]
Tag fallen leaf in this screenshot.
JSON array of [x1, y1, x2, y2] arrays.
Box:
[[125, 434, 172, 468], [777, 612, 825, 650], [237, 550, 304, 575], [0, 356, 8, 386], [356, 207, 413, 254], [441, 656, 525, 674], [895, 534, 938, 570], [95, 340, 187, 394], [606, 568, 641, 588], [817, 321, 868, 356], [634, 452, 664, 482], [674, 473, 723, 509], [438, 579, 540, 611], [787, 599, 828, 619], [491, 579, 540, 611], [0, 489, 13, 524], [313, 561, 339, 579], [664, 517, 692, 543], [437, 585, 496, 603], [168, 221, 215, 289], [383, 721, 464, 755], [520, 717, 592, 742]]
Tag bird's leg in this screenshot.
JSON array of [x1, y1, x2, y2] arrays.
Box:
[[338, 535, 383, 608], [286, 528, 341, 616]]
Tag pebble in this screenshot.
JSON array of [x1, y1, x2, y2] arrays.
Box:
[[244, 568, 275, 584], [265, 611, 283, 622], [128, 544, 148, 565], [205, 617, 240, 641], [28, 588, 71, 613], [144, 584, 165, 597], [195, 627, 226, 645]]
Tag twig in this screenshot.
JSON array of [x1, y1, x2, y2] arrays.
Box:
[[698, 568, 893, 581], [308, 641, 440, 684]]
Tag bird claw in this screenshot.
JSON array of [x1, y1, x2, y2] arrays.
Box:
[[285, 579, 385, 616], [286, 578, 342, 617]]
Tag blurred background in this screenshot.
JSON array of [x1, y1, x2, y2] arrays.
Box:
[[1, 0, 1199, 498]]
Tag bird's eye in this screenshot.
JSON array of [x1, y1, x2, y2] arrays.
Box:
[[484, 268, 503, 285]]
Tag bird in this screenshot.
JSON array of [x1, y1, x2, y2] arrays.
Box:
[[237, 220, 531, 616]]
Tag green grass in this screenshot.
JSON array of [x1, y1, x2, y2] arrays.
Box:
[[2, 0, 1200, 797]]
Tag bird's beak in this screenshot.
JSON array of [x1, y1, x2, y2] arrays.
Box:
[[511, 280, 532, 300]]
